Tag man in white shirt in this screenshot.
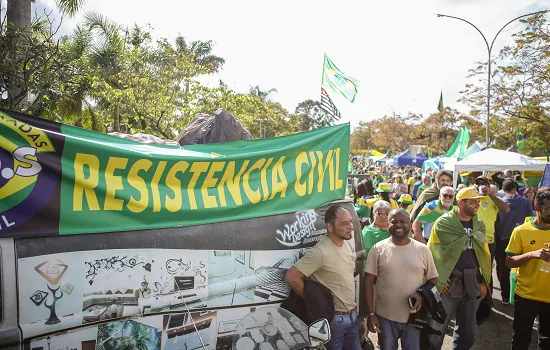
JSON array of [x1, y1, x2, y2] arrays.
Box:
[[365, 209, 438, 350]]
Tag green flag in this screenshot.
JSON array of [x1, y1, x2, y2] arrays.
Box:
[[322, 54, 360, 103], [517, 127, 525, 149], [445, 127, 470, 158], [438, 91, 444, 112]]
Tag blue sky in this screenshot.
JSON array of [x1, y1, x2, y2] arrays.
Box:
[[4, 0, 549, 128]]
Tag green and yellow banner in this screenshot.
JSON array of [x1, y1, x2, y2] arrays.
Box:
[[0, 109, 350, 237]]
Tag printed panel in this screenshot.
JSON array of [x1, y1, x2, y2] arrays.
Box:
[[18, 249, 300, 339], [96, 317, 162, 350], [208, 251, 255, 308], [252, 250, 307, 303], [19, 253, 85, 338], [162, 311, 218, 350], [82, 250, 152, 324], [30, 326, 98, 350], [141, 250, 209, 313]]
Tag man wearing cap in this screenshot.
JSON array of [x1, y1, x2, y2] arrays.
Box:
[[356, 183, 399, 220], [397, 194, 414, 214], [428, 188, 492, 349], [412, 186, 455, 245], [495, 178, 533, 305]]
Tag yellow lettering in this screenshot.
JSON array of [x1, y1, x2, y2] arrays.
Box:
[[270, 156, 288, 199], [188, 162, 209, 210], [151, 161, 167, 212], [308, 151, 317, 194], [127, 159, 153, 213], [104, 157, 128, 211], [295, 152, 308, 197], [218, 161, 249, 206], [316, 150, 334, 192], [202, 162, 225, 209], [260, 158, 273, 201], [243, 159, 266, 204], [73, 153, 100, 211], [335, 148, 343, 189], [165, 161, 189, 212]]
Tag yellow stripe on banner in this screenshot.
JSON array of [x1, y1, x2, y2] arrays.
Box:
[[0, 111, 55, 152]]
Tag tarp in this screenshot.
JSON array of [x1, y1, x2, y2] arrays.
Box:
[[445, 126, 470, 159], [177, 109, 253, 145], [0, 109, 350, 238], [540, 164, 550, 188], [452, 148, 547, 186], [393, 149, 428, 167], [423, 158, 440, 173], [463, 141, 485, 158]]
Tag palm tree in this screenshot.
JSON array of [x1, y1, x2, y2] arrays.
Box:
[[83, 12, 125, 131], [174, 36, 225, 93], [6, 0, 86, 31]]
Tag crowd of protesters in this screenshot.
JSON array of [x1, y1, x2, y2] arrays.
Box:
[[284, 157, 549, 350]]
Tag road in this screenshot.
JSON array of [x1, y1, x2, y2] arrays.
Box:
[[366, 268, 539, 349]]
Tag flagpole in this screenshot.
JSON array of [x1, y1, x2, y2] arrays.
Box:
[[436, 10, 549, 147]]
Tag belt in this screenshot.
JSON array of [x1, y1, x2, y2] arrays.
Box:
[[334, 307, 357, 315]]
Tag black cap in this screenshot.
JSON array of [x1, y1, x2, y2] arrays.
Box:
[[475, 176, 489, 185]]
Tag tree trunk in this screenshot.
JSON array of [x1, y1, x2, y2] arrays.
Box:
[[114, 104, 120, 132], [6, 0, 32, 31]]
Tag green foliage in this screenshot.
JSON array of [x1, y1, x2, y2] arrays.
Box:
[[459, 13, 550, 156], [294, 99, 327, 132], [350, 109, 485, 156], [1, 8, 303, 140]]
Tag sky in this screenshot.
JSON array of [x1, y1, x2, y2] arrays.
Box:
[[5, 0, 550, 129]]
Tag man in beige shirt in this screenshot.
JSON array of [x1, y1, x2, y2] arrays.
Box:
[[285, 205, 362, 350], [365, 209, 438, 350]]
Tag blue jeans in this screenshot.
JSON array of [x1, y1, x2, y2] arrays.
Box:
[[326, 310, 361, 350], [433, 295, 480, 350], [377, 314, 421, 350]]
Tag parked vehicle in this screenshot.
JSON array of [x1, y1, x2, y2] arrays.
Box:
[[0, 200, 362, 350]]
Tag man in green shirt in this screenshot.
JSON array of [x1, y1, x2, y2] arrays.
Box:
[[416, 174, 432, 199], [362, 200, 391, 256]]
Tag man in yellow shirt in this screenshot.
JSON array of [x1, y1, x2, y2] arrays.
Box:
[[505, 187, 550, 349], [474, 178, 510, 288]]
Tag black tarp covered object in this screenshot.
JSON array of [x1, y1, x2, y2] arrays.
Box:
[[177, 109, 253, 145]]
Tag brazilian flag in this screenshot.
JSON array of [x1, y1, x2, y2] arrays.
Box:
[[517, 127, 525, 149], [322, 54, 360, 103]]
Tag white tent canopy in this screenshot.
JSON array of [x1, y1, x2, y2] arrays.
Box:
[[453, 148, 547, 186]]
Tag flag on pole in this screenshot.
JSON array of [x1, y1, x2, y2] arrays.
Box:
[[320, 87, 342, 125], [516, 127, 525, 149], [322, 54, 360, 103], [438, 91, 444, 112]]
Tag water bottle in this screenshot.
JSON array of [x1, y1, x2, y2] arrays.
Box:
[[541, 260, 550, 273]]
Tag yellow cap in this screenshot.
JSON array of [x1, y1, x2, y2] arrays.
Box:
[[398, 194, 413, 204], [456, 187, 485, 201], [376, 182, 391, 193]]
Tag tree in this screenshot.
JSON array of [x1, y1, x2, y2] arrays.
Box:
[[175, 36, 225, 94], [6, 0, 86, 31], [0, 12, 86, 114], [460, 13, 550, 155], [294, 99, 326, 132]]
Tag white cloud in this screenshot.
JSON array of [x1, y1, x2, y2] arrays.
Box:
[[28, 0, 550, 128]]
